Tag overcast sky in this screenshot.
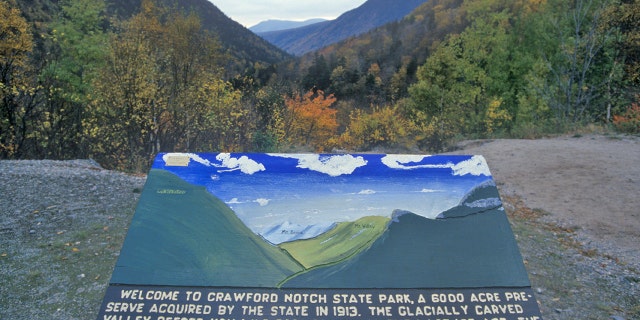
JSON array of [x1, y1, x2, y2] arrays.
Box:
[[209, 0, 368, 27]]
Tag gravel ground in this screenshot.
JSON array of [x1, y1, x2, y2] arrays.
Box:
[[0, 160, 145, 319], [447, 134, 640, 319], [1, 137, 639, 319]]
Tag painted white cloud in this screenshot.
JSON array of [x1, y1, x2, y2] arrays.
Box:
[[227, 198, 242, 204], [358, 189, 376, 195], [451, 155, 491, 176], [382, 154, 491, 177], [215, 153, 266, 175], [162, 153, 212, 166], [255, 198, 270, 206], [419, 189, 444, 193], [381, 155, 450, 170], [272, 154, 367, 177]]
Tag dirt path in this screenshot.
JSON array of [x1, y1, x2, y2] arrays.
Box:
[[447, 134, 640, 271]]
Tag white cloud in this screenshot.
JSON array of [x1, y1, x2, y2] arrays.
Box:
[[419, 189, 444, 193], [358, 189, 376, 195], [255, 198, 270, 206], [227, 198, 242, 204], [451, 155, 491, 176], [272, 154, 367, 177], [215, 153, 266, 175]]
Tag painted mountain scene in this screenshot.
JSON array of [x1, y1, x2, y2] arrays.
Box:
[[111, 153, 530, 289]]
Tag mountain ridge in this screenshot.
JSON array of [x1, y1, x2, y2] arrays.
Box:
[[259, 0, 429, 55]]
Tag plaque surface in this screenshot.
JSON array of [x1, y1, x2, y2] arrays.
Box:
[[98, 153, 543, 319]]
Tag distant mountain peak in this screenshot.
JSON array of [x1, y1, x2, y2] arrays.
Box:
[[437, 180, 502, 219], [259, 0, 428, 55], [390, 209, 414, 223], [261, 220, 337, 244], [250, 18, 328, 33]]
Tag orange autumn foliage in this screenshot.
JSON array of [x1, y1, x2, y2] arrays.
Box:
[[285, 90, 338, 151], [613, 99, 640, 134]]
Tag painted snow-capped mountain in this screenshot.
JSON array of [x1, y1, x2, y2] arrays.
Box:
[[437, 179, 502, 218], [261, 221, 337, 244]]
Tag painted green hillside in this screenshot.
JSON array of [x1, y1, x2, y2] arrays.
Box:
[[282, 210, 530, 289], [279, 216, 390, 269], [111, 169, 304, 287]]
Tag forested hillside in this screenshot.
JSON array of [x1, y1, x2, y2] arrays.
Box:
[[12, 0, 289, 73], [110, 0, 291, 72], [1, 0, 639, 172]]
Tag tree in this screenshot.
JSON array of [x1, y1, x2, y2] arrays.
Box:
[[338, 105, 413, 151], [87, 0, 230, 171], [600, 0, 640, 120], [249, 85, 288, 152], [87, 12, 161, 170], [541, 0, 622, 122], [284, 89, 338, 151], [602, 0, 640, 91], [0, 0, 34, 157], [302, 54, 331, 90], [38, 0, 108, 158]]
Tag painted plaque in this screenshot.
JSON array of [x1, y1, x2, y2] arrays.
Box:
[[97, 153, 543, 319]]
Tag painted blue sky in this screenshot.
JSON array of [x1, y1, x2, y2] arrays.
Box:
[[152, 153, 494, 233]]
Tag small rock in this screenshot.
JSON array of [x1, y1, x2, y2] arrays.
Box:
[[29, 229, 35, 235]]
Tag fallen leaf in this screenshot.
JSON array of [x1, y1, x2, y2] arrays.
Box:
[[103, 226, 109, 231], [1, 253, 7, 257], [72, 247, 80, 252], [57, 231, 65, 235]]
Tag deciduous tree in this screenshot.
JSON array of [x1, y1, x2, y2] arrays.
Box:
[[0, 0, 34, 157], [284, 89, 338, 151], [38, 0, 108, 158]]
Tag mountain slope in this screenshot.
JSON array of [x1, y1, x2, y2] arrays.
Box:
[[283, 210, 529, 288], [281, 181, 530, 289], [108, 0, 290, 72], [250, 19, 327, 33], [111, 169, 304, 287], [260, 0, 428, 55], [279, 216, 389, 269]]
